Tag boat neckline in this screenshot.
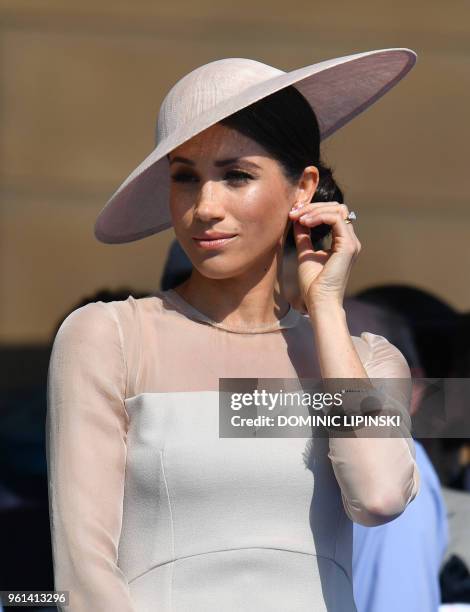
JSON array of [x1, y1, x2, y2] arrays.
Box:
[[153, 288, 303, 334]]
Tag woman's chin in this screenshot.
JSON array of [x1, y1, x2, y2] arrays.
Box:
[[192, 257, 250, 280]]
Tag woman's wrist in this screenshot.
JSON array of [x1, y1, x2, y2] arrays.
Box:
[[306, 297, 369, 379], [306, 297, 347, 327]]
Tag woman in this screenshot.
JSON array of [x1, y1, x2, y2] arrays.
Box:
[[46, 50, 421, 611]]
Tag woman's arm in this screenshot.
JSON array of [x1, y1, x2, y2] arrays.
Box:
[[289, 198, 420, 527], [310, 301, 420, 527], [46, 302, 136, 611]]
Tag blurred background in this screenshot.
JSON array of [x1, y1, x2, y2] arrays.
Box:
[[0, 0, 469, 609]]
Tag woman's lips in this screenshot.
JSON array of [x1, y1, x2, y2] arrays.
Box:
[[192, 235, 238, 249]]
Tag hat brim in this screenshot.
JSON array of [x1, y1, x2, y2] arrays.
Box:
[[94, 48, 416, 244]]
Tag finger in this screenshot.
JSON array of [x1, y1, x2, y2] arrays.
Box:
[[290, 201, 347, 215], [342, 213, 361, 246], [293, 220, 330, 263], [295, 202, 358, 243], [290, 203, 360, 251], [293, 215, 315, 256], [296, 210, 358, 251], [289, 201, 349, 220]]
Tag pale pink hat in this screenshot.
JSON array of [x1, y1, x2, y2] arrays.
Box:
[[94, 48, 417, 244]]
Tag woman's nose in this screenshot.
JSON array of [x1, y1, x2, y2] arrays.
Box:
[[194, 180, 225, 221]]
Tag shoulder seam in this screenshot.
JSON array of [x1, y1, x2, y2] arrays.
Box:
[[132, 297, 144, 396], [101, 301, 129, 401]]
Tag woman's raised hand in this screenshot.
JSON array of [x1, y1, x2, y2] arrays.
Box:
[[288, 201, 361, 308]]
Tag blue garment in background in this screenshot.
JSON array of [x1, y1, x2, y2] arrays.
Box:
[[353, 440, 449, 612]]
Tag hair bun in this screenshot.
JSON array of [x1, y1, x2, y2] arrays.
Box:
[[313, 162, 344, 204]]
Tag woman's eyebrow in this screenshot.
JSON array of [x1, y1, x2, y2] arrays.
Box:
[[214, 158, 262, 170], [169, 156, 261, 170]]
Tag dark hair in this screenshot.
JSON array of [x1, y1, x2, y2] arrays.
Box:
[[448, 311, 470, 378], [219, 86, 344, 252], [355, 284, 459, 378]]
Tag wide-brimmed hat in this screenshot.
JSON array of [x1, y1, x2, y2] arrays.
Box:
[[94, 48, 417, 244]]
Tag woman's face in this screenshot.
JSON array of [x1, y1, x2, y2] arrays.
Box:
[[168, 122, 298, 280]]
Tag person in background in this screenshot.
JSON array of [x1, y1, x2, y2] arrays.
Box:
[[353, 286, 470, 557], [442, 312, 470, 493], [355, 284, 458, 379], [350, 284, 470, 608], [438, 312, 470, 606]]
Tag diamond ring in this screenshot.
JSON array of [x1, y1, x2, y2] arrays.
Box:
[[344, 210, 357, 224]]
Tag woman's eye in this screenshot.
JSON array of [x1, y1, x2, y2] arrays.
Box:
[[171, 172, 196, 183], [225, 170, 253, 183], [170, 170, 253, 184]]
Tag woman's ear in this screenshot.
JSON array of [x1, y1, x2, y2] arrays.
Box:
[[295, 166, 319, 206]]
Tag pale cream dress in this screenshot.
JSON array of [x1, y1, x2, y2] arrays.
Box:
[[46, 289, 420, 611]]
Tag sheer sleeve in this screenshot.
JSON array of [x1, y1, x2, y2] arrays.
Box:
[[45, 301, 136, 611], [327, 332, 421, 527]]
